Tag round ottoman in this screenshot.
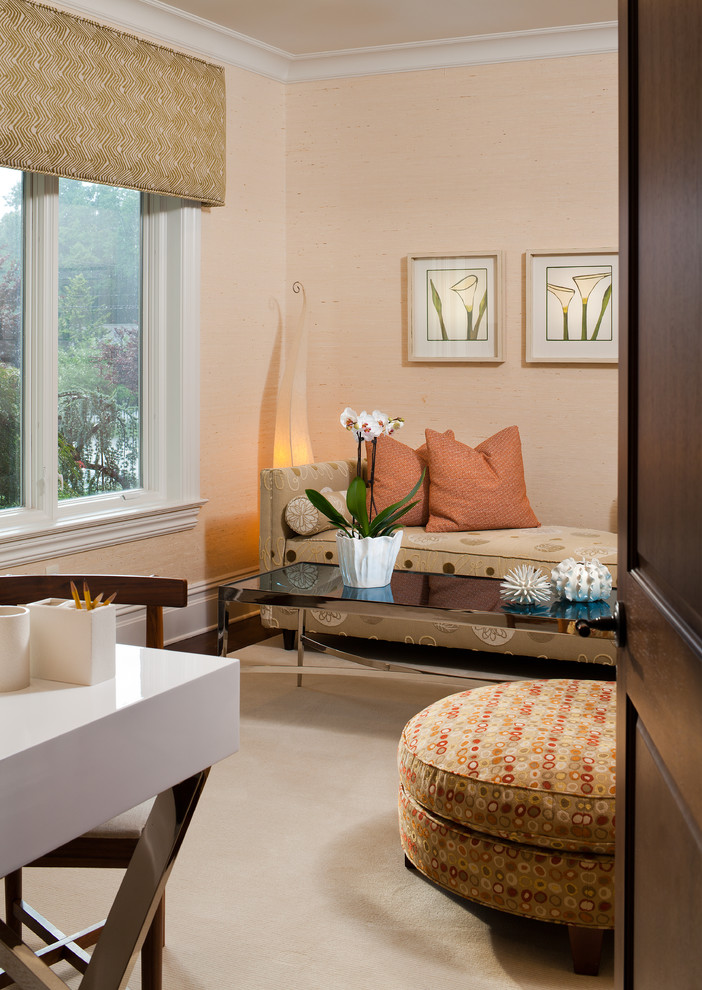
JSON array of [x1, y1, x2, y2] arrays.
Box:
[[398, 678, 616, 975]]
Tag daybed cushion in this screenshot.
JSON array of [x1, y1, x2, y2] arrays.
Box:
[[281, 524, 618, 585]]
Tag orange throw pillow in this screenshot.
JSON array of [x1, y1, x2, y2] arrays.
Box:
[[424, 426, 540, 532], [366, 433, 430, 526]]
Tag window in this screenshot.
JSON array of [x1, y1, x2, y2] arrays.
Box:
[[0, 169, 22, 511], [57, 180, 142, 500], [0, 167, 202, 567]]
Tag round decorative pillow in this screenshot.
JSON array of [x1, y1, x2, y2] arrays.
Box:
[[284, 489, 350, 536]]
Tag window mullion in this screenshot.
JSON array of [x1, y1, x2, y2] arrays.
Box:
[[175, 201, 201, 502], [24, 173, 58, 519], [142, 194, 167, 496]]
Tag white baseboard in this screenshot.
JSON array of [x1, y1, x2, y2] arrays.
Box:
[[115, 571, 258, 647]]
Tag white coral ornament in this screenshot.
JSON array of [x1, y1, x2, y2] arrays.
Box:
[[551, 557, 613, 602], [500, 565, 551, 605]]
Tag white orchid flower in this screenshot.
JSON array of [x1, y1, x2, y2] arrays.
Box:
[[372, 410, 390, 433], [340, 407, 359, 432], [357, 410, 383, 441], [385, 417, 404, 435]]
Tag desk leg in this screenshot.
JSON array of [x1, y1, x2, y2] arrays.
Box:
[[217, 595, 229, 657], [0, 770, 209, 990], [297, 609, 305, 687]]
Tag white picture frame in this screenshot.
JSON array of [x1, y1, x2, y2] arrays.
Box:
[[407, 251, 503, 363], [526, 248, 619, 363]]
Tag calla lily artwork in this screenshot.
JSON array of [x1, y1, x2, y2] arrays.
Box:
[[408, 252, 503, 363], [527, 250, 618, 363], [547, 269, 612, 342]]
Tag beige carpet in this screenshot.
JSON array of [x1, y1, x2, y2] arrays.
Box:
[[18, 636, 614, 989]]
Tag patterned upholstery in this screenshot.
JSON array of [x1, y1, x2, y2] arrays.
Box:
[[283, 525, 617, 583], [398, 679, 616, 930], [259, 459, 618, 666]]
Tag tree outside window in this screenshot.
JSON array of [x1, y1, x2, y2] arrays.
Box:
[[0, 168, 22, 510], [57, 180, 142, 499], [0, 170, 143, 506]]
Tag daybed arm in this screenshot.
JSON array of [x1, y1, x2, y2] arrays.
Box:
[[259, 459, 356, 570]]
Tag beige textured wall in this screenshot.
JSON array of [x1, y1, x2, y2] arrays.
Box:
[[24, 50, 618, 596], [22, 64, 286, 584], [286, 55, 619, 531]]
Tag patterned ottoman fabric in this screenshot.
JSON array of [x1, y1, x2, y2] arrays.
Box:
[[398, 680, 616, 855], [399, 782, 615, 929], [398, 679, 616, 931]]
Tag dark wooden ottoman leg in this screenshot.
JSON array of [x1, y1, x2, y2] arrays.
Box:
[[568, 925, 604, 975], [282, 629, 296, 651]]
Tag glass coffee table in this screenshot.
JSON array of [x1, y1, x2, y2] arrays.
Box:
[[218, 562, 617, 684]]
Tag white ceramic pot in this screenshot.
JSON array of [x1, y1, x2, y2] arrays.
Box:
[[28, 598, 117, 685], [335, 529, 402, 588], [0, 605, 30, 692]]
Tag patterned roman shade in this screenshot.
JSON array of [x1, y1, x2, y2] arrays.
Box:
[[0, 0, 226, 205]]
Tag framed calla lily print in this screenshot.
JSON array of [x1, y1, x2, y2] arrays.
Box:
[[526, 248, 619, 363], [408, 251, 503, 362]]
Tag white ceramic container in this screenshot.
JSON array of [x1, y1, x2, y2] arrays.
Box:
[[28, 598, 117, 685], [335, 529, 403, 588], [0, 605, 30, 692]]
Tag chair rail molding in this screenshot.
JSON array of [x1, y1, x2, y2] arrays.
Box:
[[116, 570, 259, 646], [49, 1, 618, 82]]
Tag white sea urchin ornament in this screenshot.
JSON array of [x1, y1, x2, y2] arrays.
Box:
[[500, 565, 551, 605], [551, 557, 613, 602]]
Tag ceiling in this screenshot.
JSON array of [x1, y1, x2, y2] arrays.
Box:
[[159, 0, 617, 56]]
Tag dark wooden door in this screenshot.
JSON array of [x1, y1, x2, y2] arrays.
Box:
[[618, 1, 702, 987]]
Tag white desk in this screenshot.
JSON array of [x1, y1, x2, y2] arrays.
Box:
[[0, 644, 239, 989]]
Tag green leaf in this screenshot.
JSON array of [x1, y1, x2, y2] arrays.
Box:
[[365, 469, 425, 537], [345, 475, 370, 536], [369, 499, 420, 536], [473, 290, 487, 339], [591, 284, 612, 341], [430, 279, 448, 341], [304, 488, 353, 535]]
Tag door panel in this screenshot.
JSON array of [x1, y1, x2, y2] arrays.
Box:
[[619, 0, 702, 986], [632, 725, 702, 990]]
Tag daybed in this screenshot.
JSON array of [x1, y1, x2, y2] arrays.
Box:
[[259, 447, 617, 667]]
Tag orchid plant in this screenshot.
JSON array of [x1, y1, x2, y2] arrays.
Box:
[[305, 407, 425, 539]]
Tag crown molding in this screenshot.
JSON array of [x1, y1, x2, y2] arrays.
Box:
[[285, 23, 619, 82], [52, 1, 618, 82]]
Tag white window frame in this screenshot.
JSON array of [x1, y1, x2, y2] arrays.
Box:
[[0, 173, 204, 567]]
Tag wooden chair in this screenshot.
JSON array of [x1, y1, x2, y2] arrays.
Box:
[[0, 573, 188, 990]]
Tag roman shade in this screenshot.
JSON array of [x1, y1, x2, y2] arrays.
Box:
[[0, 0, 226, 205]]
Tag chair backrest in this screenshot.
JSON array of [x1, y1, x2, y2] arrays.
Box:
[[0, 574, 188, 649]]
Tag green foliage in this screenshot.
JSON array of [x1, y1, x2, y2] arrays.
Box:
[[0, 173, 143, 503], [0, 362, 21, 508], [306, 469, 425, 539], [58, 388, 139, 497]]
